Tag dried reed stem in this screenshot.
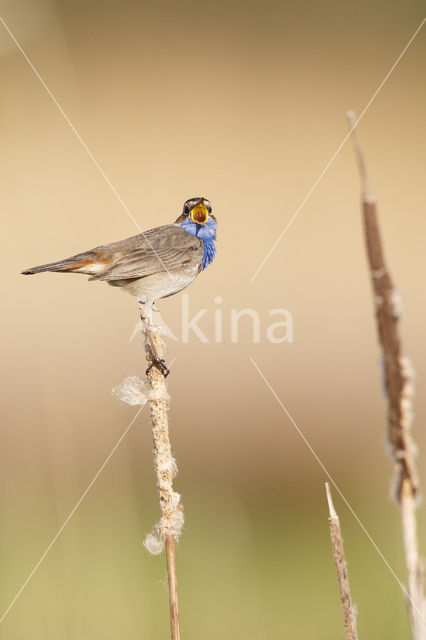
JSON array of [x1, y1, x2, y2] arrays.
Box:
[[325, 483, 359, 640], [347, 111, 425, 639], [143, 322, 183, 640], [165, 536, 180, 640]]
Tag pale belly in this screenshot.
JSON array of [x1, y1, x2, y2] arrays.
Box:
[[107, 264, 199, 303]]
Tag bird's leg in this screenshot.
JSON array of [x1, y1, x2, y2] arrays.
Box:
[[139, 301, 170, 378]]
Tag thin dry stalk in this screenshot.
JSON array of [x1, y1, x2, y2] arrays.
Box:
[[325, 483, 359, 640], [347, 111, 425, 639], [143, 323, 183, 640], [165, 536, 180, 639]]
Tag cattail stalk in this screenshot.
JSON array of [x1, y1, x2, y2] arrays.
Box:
[[347, 111, 425, 639], [325, 483, 359, 640], [142, 322, 183, 640], [113, 319, 183, 640]]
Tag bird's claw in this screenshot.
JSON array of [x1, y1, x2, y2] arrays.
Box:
[[146, 359, 170, 378]]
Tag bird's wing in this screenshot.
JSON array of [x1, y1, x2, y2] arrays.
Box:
[[89, 224, 203, 281]]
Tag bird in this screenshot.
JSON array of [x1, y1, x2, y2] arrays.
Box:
[[22, 197, 217, 376]]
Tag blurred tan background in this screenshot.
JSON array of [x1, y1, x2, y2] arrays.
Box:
[[1, 0, 425, 637]]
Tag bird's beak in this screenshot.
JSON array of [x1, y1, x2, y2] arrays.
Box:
[[190, 199, 209, 225]]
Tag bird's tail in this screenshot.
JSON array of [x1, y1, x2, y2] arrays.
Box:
[[22, 251, 99, 275]]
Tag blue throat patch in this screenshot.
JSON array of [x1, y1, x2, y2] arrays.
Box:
[[180, 218, 217, 271]]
